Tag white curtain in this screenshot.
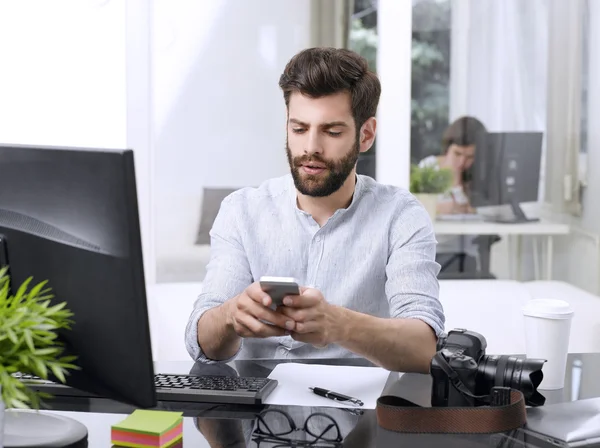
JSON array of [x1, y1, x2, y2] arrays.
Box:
[[582, 0, 600, 231], [450, 0, 548, 206], [450, 0, 584, 213], [544, 0, 584, 215], [310, 0, 352, 48], [450, 0, 548, 132]]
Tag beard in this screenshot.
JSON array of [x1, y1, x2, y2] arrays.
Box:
[[286, 138, 360, 197]]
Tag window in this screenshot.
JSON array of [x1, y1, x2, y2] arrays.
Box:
[[348, 0, 378, 179], [410, 0, 451, 164]]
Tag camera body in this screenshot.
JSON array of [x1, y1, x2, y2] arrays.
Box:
[[430, 328, 486, 407], [430, 328, 546, 408]]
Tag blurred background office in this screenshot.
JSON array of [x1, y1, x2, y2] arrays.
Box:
[[0, 0, 598, 296]]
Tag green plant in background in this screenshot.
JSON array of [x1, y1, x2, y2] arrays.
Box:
[[0, 267, 78, 409], [410, 164, 453, 194]]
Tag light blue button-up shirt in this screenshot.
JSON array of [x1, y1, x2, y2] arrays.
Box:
[[185, 174, 445, 362]]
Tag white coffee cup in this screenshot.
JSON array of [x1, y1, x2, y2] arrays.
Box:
[[522, 298, 574, 390]]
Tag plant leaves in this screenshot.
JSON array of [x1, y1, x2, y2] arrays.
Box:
[[33, 358, 48, 380], [9, 398, 29, 409], [11, 386, 30, 402], [7, 328, 18, 345], [24, 329, 35, 353], [0, 269, 77, 409], [12, 277, 32, 304], [50, 364, 66, 383], [410, 164, 453, 194], [26, 280, 47, 304], [34, 347, 60, 356]]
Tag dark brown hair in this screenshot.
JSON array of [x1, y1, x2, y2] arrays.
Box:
[[442, 116, 488, 153], [279, 47, 381, 131], [442, 116, 489, 184]]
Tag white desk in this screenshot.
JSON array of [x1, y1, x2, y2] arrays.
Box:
[[433, 219, 570, 280], [440, 279, 600, 355], [147, 280, 600, 362]]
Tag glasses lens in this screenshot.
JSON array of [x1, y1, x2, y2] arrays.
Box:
[[305, 413, 341, 442], [257, 410, 295, 436]]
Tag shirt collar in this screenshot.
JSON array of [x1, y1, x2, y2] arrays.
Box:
[[289, 173, 365, 217]]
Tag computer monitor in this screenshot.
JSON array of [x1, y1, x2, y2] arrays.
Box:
[[470, 132, 544, 223], [0, 143, 156, 409]]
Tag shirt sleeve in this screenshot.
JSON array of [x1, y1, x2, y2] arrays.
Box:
[[184, 194, 253, 363], [385, 196, 446, 338]]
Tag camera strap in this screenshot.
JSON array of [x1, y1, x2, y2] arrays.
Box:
[[375, 354, 527, 434], [376, 389, 526, 434], [432, 351, 493, 404]]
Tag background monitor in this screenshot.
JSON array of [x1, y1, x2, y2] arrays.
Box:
[[470, 132, 544, 223], [0, 144, 156, 408]]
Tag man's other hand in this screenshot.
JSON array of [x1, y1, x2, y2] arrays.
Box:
[[277, 288, 343, 348], [225, 282, 295, 338]]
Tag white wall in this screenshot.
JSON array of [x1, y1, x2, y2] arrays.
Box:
[[152, 0, 311, 264], [376, 0, 412, 189], [0, 0, 126, 148], [0, 0, 158, 286], [126, 0, 154, 285]]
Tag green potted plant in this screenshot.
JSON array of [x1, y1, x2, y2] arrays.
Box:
[[409, 163, 453, 220], [0, 266, 78, 439]]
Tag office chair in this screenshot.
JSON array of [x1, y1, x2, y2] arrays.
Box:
[[436, 235, 501, 280]]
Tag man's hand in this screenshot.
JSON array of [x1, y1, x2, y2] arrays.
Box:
[[225, 282, 296, 339], [277, 288, 343, 348]]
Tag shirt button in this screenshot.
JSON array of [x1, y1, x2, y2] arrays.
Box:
[[315, 236, 322, 242]]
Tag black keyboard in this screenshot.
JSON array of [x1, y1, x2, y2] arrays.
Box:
[[13, 372, 278, 406]]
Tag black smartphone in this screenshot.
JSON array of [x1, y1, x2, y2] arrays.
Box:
[[259, 276, 301, 307]]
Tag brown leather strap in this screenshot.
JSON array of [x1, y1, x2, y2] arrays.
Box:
[[376, 390, 527, 434]]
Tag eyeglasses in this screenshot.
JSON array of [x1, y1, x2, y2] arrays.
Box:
[[251, 409, 343, 447]]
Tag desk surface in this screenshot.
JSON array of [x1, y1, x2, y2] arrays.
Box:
[[434, 219, 570, 235], [35, 354, 600, 448]]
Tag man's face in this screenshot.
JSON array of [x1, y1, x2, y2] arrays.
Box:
[[285, 91, 360, 197]]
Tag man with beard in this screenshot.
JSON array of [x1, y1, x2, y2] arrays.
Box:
[[185, 48, 445, 374]]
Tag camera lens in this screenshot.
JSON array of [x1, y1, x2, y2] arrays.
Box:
[[476, 355, 546, 406]]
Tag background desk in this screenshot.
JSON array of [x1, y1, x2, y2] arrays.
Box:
[[433, 219, 570, 280]]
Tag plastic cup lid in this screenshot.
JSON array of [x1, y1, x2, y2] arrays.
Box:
[[522, 298, 574, 319]]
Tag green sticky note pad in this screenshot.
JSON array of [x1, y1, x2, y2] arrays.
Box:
[[112, 410, 184, 436]]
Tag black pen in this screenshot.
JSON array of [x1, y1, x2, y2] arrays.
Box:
[[309, 387, 364, 406]]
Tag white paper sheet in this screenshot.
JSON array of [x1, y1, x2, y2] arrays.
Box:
[[263, 363, 391, 409]]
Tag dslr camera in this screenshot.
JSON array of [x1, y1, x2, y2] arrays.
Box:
[[430, 328, 546, 407]]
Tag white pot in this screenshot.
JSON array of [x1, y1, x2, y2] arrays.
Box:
[[414, 193, 438, 221]]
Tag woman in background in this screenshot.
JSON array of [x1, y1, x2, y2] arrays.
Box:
[[420, 115, 490, 276], [419, 115, 488, 216]]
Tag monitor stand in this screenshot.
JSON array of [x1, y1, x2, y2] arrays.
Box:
[[489, 199, 540, 224], [4, 409, 88, 447]]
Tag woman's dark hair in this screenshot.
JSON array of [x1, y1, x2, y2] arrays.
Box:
[[278, 47, 381, 131], [441, 116, 489, 184]]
